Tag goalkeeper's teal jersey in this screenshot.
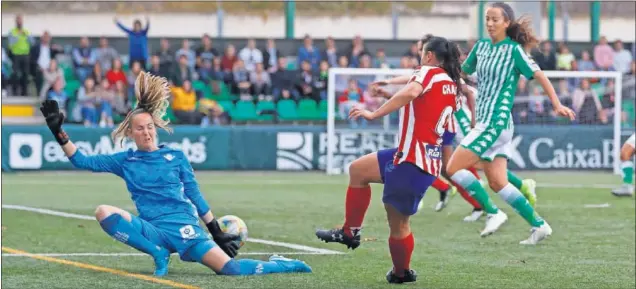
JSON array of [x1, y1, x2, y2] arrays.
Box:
[[69, 145, 210, 225], [461, 37, 540, 126]]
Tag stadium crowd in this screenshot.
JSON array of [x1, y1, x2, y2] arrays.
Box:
[[2, 15, 635, 127]]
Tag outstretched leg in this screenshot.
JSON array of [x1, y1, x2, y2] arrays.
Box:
[[197, 246, 311, 275], [95, 205, 171, 276]]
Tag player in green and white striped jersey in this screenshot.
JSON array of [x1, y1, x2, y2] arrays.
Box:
[[446, 2, 576, 245]]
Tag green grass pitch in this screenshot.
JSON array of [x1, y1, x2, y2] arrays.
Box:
[[1, 171, 634, 289]]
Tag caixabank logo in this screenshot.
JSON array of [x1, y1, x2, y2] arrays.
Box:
[[276, 132, 314, 170], [9, 133, 43, 169]]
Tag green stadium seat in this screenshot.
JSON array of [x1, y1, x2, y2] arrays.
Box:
[[277, 99, 298, 121], [192, 80, 212, 99], [231, 101, 259, 121], [165, 106, 179, 123], [212, 82, 235, 101], [256, 100, 276, 121], [64, 80, 82, 99], [318, 100, 329, 120], [217, 100, 234, 113], [297, 99, 320, 120]]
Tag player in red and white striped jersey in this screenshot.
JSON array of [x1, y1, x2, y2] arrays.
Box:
[[316, 36, 463, 284]]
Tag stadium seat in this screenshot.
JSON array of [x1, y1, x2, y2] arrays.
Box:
[[256, 100, 276, 121], [217, 100, 234, 113], [318, 100, 329, 120], [297, 99, 320, 120], [212, 82, 235, 101], [192, 80, 213, 99], [64, 80, 82, 99], [231, 101, 259, 121], [276, 99, 298, 121]]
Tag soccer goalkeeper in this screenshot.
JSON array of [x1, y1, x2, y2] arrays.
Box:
[[39, 71, 311, 277]]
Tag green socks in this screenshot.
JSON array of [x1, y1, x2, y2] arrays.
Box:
[[622, 161, 634, 184], [507, 170, 524, 190], [451, 169, 499, 214], [498, 184, 545, 227]]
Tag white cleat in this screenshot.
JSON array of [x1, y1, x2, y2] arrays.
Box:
[[520, 222, 553, 245], [611, 184, 634, 197], [480, 210, 507, 237], [434, 187, 456, 212], [463, 209, 484, 222]]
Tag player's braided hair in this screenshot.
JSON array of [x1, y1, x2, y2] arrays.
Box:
[[111, 71, 173, 146], [422, 36, 463, 96], [490, 2, 539, 48]]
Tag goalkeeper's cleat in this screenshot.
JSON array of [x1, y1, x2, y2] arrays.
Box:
[[434, 186, 457, 212], [463, 209, 484, 222], [611, 184, 634, 197], [269, 255, 313, 273], [480, 210, 507, 237], [520, 222, 552, 245], [521, 179, 537, 207], [315, 227, 361, 250], [386, 268, 417, 284], [153, 248, 171, 277]]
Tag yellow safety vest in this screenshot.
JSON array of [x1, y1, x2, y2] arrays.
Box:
[[10, 28, 31, 56]]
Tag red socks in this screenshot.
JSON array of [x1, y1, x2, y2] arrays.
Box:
[[342, 186, 371, 237], [467, 167, 480, 180], [432, 178, 451, 192], [389, 233, 414, 276], [451, 179, 482, 210]]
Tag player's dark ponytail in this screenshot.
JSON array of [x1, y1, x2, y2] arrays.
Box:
[[491, 2, 539, 48], [423, 36, 463, 93]]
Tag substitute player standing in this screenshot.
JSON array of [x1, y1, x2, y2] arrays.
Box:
[[40, 72, 311, 277], [445, 2, 576, 244], [316, 36, 463, 284], [612, 133, 635, 197]]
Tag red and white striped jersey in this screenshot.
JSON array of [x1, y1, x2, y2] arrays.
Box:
[[394, 66, 459, 176]]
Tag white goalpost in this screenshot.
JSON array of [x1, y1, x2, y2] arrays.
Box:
[[326, 67, 626, 175]]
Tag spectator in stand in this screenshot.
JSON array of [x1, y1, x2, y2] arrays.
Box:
[[106, 58, 127, 87], [338, 78, 366, 128], [94, 80, 116, 127], [404, 42, 419, 60], [195, 34, 219, 70], [594, 36, 615, 71], [338, 55, 350, 68], [171, 79, 201, 124], [2, 48, 11, 96], [147, 55, 167, 79], [210, 57, 228, 93], [39, 58, 65, 100], [113, 80, 130, 115], [198, 98, 230, 126], [357, 54, 374, 90], [526, 86, 553, 124], [176, 39, 196, 70], [262, 39, 279, 73], [613, 40, 633, 74], [374, 48, 391, 69], [221, 44, 238, 72], [91, 62, 104, 85], [171, 54, 193, 87], [127, 61, 143, 97], [155, 38, 175, 76], [197, 59, 214, 84], [47, 78, 68, 112], [249, 62, 271, 101], [465, 38, 476, 52], [315, 60, 329, 100], [8, 14, 33, 96], [296, 60, 317, 101], [334, 56, 351, 95], [239, 38, 263, 72], [364, 87, 384, 112], [271, 57, 298, 101], [114, 16, 149, 68], [72, 37, 97, 83], [298, 34, 321, 71], [602, 78, 617, 120], [31, 31, 63, 95], [517, 76, 529, 96], [95, 37, 119, 72], [532, 41, 557, 71], [556, 44, 575, 71], [77, 77, 97, 126], [399, 56, 412, 69], [322, 37, 338, 68], [578, 50, 596, 71], [572, 79, 607, 124], [231, 59, 252, 100], [345, 35, 368, 68]]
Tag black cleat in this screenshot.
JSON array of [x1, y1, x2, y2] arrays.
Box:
[[315, 227, 361, 250], [386, 268, 417, 284]]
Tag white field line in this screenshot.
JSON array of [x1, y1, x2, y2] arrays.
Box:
[[2, 204, 343, 255], [2, 252, 331, 257], [0, 179, 618, 189]]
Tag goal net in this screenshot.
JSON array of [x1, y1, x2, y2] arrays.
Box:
[[326, 67, 629, 175]]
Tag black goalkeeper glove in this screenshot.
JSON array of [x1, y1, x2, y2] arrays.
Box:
[[206, 219, 241, 258], [40, 100, 69, 145]]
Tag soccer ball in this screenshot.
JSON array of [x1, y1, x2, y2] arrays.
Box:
[[218, 215, 248, 248]]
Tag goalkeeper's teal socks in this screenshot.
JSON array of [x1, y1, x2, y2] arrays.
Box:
[[498, 184, 545, 227], [99, 214, 164, 258], [219, 256, 312, 275], [622, 161, 634, 185], [451, 169, 499, 214]]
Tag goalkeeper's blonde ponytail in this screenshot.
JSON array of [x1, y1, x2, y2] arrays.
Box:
[[111, 71, 173, 146]]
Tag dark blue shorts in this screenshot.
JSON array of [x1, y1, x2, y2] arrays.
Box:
[[442, 130, 457, 146], [377, 148, 437, 216]]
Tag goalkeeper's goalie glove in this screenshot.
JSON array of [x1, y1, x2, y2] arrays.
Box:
[[206, 219, 241, 258], [40, 100, 70, 145]]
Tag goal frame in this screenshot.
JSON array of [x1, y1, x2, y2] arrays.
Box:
[[326, 68, 624, 175]]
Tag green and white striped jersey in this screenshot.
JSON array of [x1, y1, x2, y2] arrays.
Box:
[[461, 37, 539, 127]]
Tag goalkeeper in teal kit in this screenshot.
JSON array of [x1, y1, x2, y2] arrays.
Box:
[[39, 71, 312, 277]]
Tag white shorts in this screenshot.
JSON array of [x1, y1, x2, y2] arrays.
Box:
[[460, 122, 514, 162], [626, 133, 636, 149]]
